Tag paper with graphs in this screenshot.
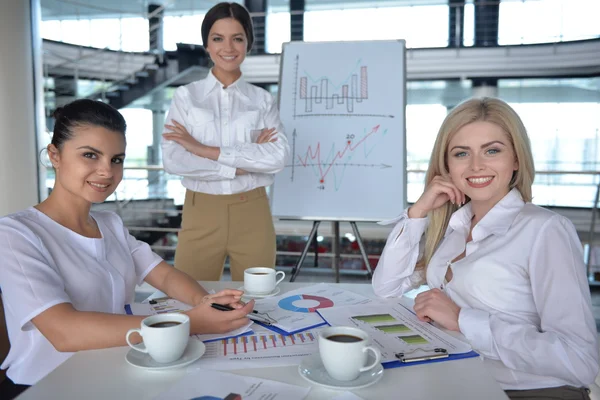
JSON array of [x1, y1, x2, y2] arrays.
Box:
[[317, 302, 472, 363], [253, 283, 373, 334]]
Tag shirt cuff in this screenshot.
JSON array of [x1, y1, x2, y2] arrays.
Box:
[[219, 164, 236, 179], [381, 208, 428, 248], [458, 308, 494, 356], [218, 146, 237, 168]]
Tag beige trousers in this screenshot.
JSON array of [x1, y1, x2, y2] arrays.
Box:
[[174, 187, 276, 282]]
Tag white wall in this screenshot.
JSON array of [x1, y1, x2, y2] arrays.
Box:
[[0, 0, 42, 216]]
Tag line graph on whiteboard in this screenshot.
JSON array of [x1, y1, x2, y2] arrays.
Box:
[[286, 124, 390, 191], [292, 55, 395, 119]]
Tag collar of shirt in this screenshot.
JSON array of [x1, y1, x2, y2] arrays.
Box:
[[202, 69, 251, 101], [446, 188, 524, 242]]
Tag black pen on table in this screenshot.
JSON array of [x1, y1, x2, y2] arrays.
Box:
[[210, 303, 272, 325]]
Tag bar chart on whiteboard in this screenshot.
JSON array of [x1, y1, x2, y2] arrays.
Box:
[[297, 63, 370, 115], [273, 40, 407, 221]]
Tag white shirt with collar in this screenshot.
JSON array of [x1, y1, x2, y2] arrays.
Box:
[[0, 208, 162, 385], [373, 189, 599, 390], [161, 70, 290, 195]]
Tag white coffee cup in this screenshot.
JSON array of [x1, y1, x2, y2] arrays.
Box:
[[125, 313, 190, 363], [318, 326, 381, 381], [244, 267, 285, 295]]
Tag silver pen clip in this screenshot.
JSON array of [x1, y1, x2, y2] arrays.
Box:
[[249, 311, 277, 326], [395, 347, 448, 363]]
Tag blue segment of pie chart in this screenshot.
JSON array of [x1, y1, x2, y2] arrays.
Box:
[[278, 294, 335, 313]]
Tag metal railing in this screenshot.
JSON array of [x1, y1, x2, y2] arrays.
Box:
[[51, 165, 600, 282]]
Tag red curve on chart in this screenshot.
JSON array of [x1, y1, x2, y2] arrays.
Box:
[[296, 124, 380, 182]]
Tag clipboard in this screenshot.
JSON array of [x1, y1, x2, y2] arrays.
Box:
[[382, 348, 479, 369]]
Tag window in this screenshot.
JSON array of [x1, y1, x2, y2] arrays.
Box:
[[499, 0, 600, 45], [41, 18, 149, 52], [304, 6, 449, 49]]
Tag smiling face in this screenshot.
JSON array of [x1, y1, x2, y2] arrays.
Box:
[[49, 125, 125, 205], [206, 17, 247, 83], [447, 121, 518, 212]]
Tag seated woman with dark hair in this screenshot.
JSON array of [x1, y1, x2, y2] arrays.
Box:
[[0, 99, 254, 399]]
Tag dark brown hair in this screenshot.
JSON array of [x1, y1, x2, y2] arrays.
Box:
[[52, 99, 126, 149], [201, 2, 254, 52]]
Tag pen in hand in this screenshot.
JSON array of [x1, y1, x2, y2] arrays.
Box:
[[210, 303, 272, 325], [210, 303, 259, 314]]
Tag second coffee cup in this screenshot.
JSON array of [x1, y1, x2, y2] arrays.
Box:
[[244, 267, 285, 295], [318, 326, 381, 381]]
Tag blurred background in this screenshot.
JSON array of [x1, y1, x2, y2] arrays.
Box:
[[34, 0, 600, 284]]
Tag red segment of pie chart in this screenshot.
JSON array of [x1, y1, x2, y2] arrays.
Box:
[[278, 294, 335, 312], [302, 295, 334, 311]]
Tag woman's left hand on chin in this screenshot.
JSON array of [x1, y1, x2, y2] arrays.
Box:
[[413, 288, 461, 331]]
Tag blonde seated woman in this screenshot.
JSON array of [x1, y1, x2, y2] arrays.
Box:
[[0, 99, 254, 399], [373, 97, 598, 399]]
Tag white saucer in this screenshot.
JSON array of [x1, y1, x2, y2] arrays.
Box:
[[298, 353, 384, 390], [238, 286, 281, 299], [125, 338, 205, 370]]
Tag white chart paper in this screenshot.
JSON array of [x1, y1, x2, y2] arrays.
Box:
[[195, 329, 320, 370], [155, 368, 311, 400], [254, 283, 373, 333], [332, 393, 365, 400]]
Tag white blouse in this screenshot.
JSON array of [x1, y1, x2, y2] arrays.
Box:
[[0, 208, 162, 385], [373, 189, 599, 390], [161, 70, 290, 195]]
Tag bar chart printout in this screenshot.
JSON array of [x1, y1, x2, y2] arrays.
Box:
[[317, 303, 473, 363], [217, 331, 317, 356], [200, 330, 320, 368]]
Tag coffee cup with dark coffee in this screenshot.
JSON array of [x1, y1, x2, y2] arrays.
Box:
[[125, 313, 190, 363], [318, 326, 381, 381], [243, 267, 285, 295]]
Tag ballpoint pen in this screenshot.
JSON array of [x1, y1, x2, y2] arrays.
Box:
[[210, 303, 274, 325], [210, 303, 260, 314]]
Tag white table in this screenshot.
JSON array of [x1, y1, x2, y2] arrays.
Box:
[[17, 282, 508, 400]]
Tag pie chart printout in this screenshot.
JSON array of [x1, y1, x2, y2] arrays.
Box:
[[278, 294, 335, 313]]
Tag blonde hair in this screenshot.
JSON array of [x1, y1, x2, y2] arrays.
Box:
[[415, 97, 535, 277]]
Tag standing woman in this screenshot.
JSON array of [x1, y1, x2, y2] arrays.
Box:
[[162, 2, 289, 282], [373, 98, 598, 398]]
